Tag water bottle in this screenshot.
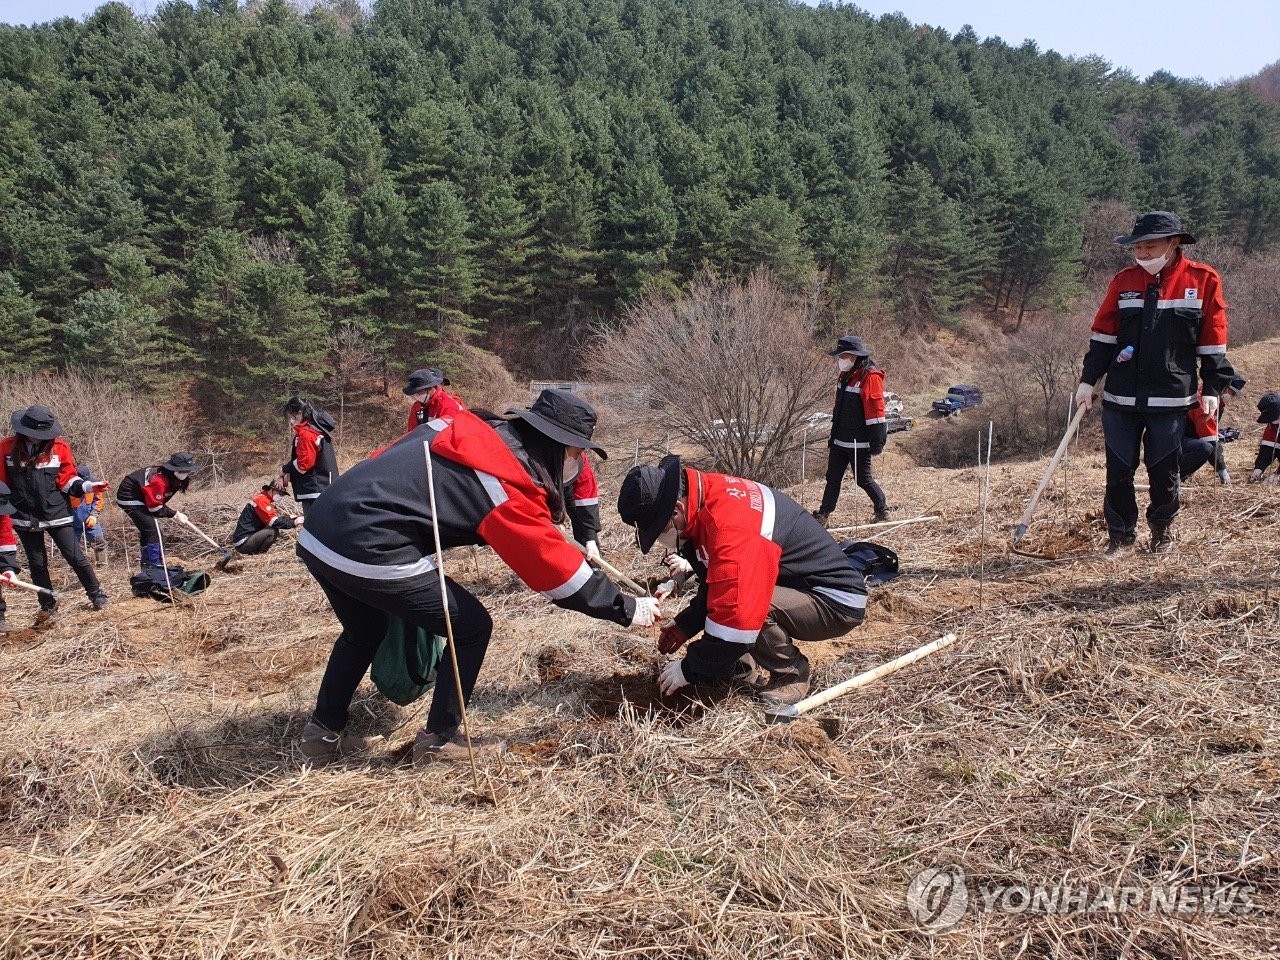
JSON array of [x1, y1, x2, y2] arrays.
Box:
[[1116, 344, 1134, 363]]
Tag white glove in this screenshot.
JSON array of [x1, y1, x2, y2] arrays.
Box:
[[1218, 469, 1231, 486], [1074, 382, 1094, 412], [664, 553, 694, 584], [173, 511, 188, 524], [629, 595, 662, 628], [653, 579, 677, 601], [1250, 469, 1264, 483], [0, 570, 16, 584], [1201, 395, 1219, 418], [657, 659, 689, 697], [84, 480, 110, 494], [585, 540, 602, 562]]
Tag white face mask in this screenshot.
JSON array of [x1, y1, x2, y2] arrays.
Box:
[[656, 526, 680, 552], [563, 454, 581, 484], [1134, 252, 1169, 275], [836, 357, 855, 373], [175, 472, 190, 481]]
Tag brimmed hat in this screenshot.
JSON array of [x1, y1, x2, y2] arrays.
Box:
[[1226, 375, 1247, 394], [617, 454, 682, 554], [403, 367, 449, 395], [505, 389, 607, 458], [829, 335, 870, 357], [11, 404, 62, 440], [162, 451, 201, 474], [1257, 392, 1280, 424], [0, 480, 14, 517], [1114, 211, 1196, 246]]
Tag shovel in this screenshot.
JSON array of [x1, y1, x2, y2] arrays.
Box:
[[174, 514, 238, 571], [0, 573, 58, 603]]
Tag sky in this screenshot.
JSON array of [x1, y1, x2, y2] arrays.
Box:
[[1, 0, 1276, 85]]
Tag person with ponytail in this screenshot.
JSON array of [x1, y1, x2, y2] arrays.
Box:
[[279, 397, 339, 514]]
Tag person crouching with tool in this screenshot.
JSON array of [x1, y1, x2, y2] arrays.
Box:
[[116, 452, 200, 573], [617, 455, 866, 708], [1249, 391, 1280, 483], [295, 388, 662, 765], [230, 479, 299, 556]]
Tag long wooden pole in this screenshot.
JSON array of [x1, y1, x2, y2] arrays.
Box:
[[764, 632, 959, 722], [1012, 382, 1101, 543], [826, 514, 939, 536]]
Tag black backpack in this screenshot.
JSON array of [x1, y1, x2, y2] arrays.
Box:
[[839, 540, 900, 586], [130, 565, 211, 602]]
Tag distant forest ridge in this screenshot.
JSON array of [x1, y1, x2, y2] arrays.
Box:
[[2, 0, 1278, 409]]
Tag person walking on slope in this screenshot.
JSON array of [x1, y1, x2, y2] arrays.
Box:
[[1074, 211, 1235, 555], [403, 367, 465, 434], [1249, 391, 1280, 483], [0, 406, 111, 613], [813, 335, 890, 524], [69, 464, 108, 566], [117, 452, 201, 571], [1179, 376, 1245, 484], [0, 481, 26, 632], [279, 398, 338, 514], [229, 480, 299, 556], [618, 454, 867, 708], [295, 388, 662, 765]]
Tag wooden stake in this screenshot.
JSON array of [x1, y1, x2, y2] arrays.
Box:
[[1012, 382, 1102, 543], [826, 514, 939, 536]]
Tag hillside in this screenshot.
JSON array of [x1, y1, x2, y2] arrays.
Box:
[[2, 349, 1277, 957]]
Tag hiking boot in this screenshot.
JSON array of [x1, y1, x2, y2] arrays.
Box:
[[757, 676, 812, 709], [297, 720, 381, 764], [35, 598, 58, 623], [872, 508, 891, 523], [810, 510, 831, 526], [1105, 533, 1136, 555], [92, 543, 107, 568], [90, 593, 110, 611], [412, 728, 503, 766], [728, 659, 769, 694], [1150, 524, 1174, 555]]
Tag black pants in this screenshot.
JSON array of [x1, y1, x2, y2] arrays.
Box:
[[1178, 437, 1219, 480], [17, 525, 103, 610], [300, 549, 492, 736], [819, 444, 886, 515], [235, 528, 278, 555], [1102, 407, 1183, 536]]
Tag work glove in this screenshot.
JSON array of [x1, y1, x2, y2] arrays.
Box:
[[657, 659, 690, 697], [1201, 395, 1219, 418], [1218, 469, 1231, 486], [1074, 382, 1094, 412], [85, 516, 97, 530], [664, 552, 693, 583], [657, 622, 690, 655], [173, 511, 189, 524], [653, 579, 677, 601], [585, 540, 602, 562], [629, 595, 662, 628], [1249, 468, 1264, 483], [83, 480, 110, 494]]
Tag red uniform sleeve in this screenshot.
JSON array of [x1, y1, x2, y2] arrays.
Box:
[[253, 493, 277, 526], [1196, 269, 1228, 352], [861, 369, 886, 424], [476, 485, 595, 596], [427, 389, 465, 420], [700, 481, 782, 643], [142, 472, 172, 511], [54, 440, 81, 495], [1091, 275, 1122, 340], [292, 424, 319, 473], [0, 513, 15, 550], [571, 456, 599, 505]]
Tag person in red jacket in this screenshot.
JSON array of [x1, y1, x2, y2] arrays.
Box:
[[229, 480, 299, 556], [279, 398, 339, 513], [1075, 211, 1234, 554], [0, 405, 110, 613], [567, 453, 604, 561], [813, 335, 890, 523], [116, 452, 201, 571], [295, 388, 661, 765], [1249, 392, 1280, 483], [403, 367, 465, 433], [1180, 376, 1245, 484], [618, 454, 867, 707], [0, 481, 24, 632]]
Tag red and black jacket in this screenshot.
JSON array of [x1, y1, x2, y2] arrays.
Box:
[[406, 387, 466, 433], [231, 490, 295, 547], [0, 511, 17, 573], [1083, 254, 1232, 412], [670, 468, 866, 683], [1255, 423, 1280, 474], [117, 465, 187, 518], [0, 436, 97, 531], [298, 411, 635, 625], [566, 455, 602, 546], [1185, 389, 1219, 441], [830, 363, 888, 453], [284, 419, 338, 501]]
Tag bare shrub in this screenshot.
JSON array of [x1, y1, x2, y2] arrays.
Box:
[[0, 370, 186, 486], [1217, 248, 1280, 347], [1080, 199, 1138, 284], [586, 271, 827, 487]]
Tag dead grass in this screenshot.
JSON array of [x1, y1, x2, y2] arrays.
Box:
[[0, 384, 1277, 959]]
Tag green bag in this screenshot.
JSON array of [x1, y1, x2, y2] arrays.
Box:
[[370, 617, 446, 706]]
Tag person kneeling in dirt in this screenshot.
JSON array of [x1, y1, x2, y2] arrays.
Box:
[[1179, 376, 1245, 485], [1248, 391, 1280, 483], [617, 455, 867, 708], [116, 452, 200, 572], [230, 480, 299, 556], [295, 389, 661, 765], [0, 481, 24, 632]]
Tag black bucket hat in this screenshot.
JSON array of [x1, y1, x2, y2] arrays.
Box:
[[403, 367, 449, 395], [829, 335, 870, 357], [1257, 392, 1280, 424], [505, 389, 607, 458], [11, 404, 62, 440], [1114, 211, 1197, 246], [162, 451, 201, 474], [617, 454, 682, 554], [0, 480, 14, 517]]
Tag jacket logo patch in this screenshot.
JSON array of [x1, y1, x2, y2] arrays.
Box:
[[1119, 291, 1143, 301], [1185, 288, 1197, 299]]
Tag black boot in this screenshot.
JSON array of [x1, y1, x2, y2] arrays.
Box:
[[1106, 533, 1136, 555], [1150, 524, 1174, 554]]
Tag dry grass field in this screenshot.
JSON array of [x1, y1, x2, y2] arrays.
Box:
[[1, 354, 1277, 959]]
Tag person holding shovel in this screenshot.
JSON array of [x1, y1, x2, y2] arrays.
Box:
[[229, 480, 299, 556], [1074, 211, 1234, 555], [812, 335, 890, 525], [116, 452, 201, 572], [617, 454, 867, 708], [0, 405, 110, 614], [295, 388, 662, 766]]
